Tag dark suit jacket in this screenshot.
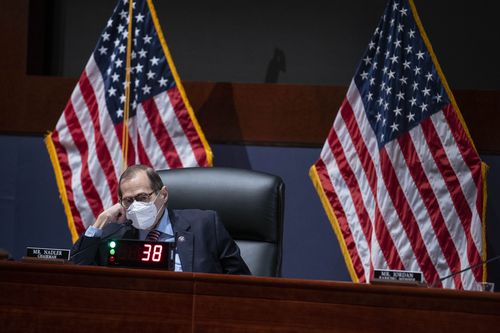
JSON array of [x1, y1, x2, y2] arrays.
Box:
[[70, 208, 251, 275]]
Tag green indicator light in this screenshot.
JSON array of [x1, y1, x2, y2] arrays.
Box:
[[110, 249, 116, 255], [109, 241, 116, 249]]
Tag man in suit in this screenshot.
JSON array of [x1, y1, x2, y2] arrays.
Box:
[[70, 164, 250, 275]]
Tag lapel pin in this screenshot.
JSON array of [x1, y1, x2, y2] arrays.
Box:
[[177, 235, 185, 242]]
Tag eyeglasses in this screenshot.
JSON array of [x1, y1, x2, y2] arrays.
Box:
[[120, 191, 156, 209]]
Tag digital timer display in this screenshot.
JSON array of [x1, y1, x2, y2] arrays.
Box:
[[107, 239, 175, 270]]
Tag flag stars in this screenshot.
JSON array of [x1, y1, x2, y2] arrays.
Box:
[[396, 91, 405, 101], [392, 2, 399, 11], [390, 122, 399, 132], [407, 112, 415, 122], [135, 63, 143, 73], [393, 39, 402, 48], [413, 66, 421, 75], [367, 92, 374, 101], [102, 31, 110, 41], [393, 107, 402, 116], [399, 76, 408, 85], [136, 13, 145, 22], [387, 69, 395, 80], [120, 94, 126, 103], [143, 35, 152, 44], [108, 86, 117, 96], [409, 97, 417, 106], [138, 49, 147, 58], [390, 54, 399, 64], [385, 86, 392, 95], [419, 102, 428, 112], [416, 50, 425, 60], [383, 102, 389, 110], [98, 46, 108, 55], [422, 87, 431, 96], [118, 44, 126, 53], [408, 29, 416, 38], [116, 108, 124, 118], [369, 77, 376, 86], [375, 112, 382, 122], [150, 56, 160, 66], [117, 24, 125, 33], [412, 81, 419, 91], [399, 8, 408, 16], [360, 71, 369, 80], [403, 60, 411, 69], [146, 70, 156, 80], [158, 77, 168, 87], [119, 10, 128, 20], [115, 58, 123, 67], [369, 41, 376, 49], [434, 94, 443, 103], [425, 72, 433, 81], [142, 84, 151, 95], [111, 73, 120, 82], [397, 24, 404, 32], [405, 45, 413, 54]]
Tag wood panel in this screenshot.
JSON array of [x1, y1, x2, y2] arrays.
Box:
[[1, 261, 500, 333], [1, 0, 499, 154], [191, 273, 500, 333], [0, 262, 194, 333]]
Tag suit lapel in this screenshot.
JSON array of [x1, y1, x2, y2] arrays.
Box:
[[169, 209, 193, 272]]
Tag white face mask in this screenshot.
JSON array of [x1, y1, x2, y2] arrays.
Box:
[[126, 198, 159, 230]]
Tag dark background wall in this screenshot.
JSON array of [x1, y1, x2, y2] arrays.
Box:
[[48, 0, 500, 88], [1, 0, 499, 286]]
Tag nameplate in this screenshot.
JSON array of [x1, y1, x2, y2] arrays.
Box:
[[26, 247, 70, 260], [372, 269, 423, 285]]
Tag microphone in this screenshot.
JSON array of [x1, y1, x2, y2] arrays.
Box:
[[69, 220, 133, 262], [431, 254, 500, 288]]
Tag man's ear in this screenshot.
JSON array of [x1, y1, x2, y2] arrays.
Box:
[[160, 186, 168, 202]]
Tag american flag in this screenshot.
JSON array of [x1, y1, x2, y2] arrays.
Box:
[[310, 0, 487, 290], [45, 0, 212, 242]]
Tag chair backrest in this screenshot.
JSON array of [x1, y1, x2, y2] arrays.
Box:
[[156, 167, 285, 277]]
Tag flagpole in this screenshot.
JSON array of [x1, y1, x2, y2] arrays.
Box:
[[121, 0, 134, 172]]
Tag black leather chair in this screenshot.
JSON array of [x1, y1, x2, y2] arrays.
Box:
[[156, 167, 284, 277]]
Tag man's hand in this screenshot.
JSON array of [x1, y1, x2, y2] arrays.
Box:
[[92, 203, 127, 229]]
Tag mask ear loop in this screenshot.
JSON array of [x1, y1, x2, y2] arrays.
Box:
[[150, 192, 168, 229]]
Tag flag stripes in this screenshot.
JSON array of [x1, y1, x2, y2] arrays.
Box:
[[46, 0, 212, 241], [310, 0, 486, 290]]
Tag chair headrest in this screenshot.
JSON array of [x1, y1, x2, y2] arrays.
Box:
[[156, 167, 284, 242]]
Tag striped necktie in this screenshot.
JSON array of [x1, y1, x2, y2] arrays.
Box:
[[145, 229, 161, 242]]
